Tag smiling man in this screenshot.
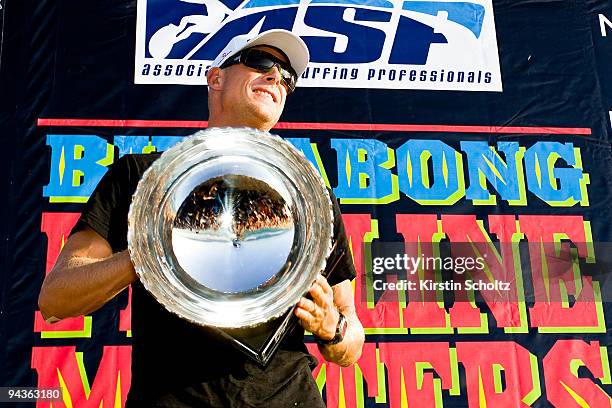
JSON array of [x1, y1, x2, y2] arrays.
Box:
[[206, 30, 306, 130], [39, 29, 364, 407]]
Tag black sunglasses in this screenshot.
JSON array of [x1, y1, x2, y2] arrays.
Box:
[[220, 48, 298, 93]]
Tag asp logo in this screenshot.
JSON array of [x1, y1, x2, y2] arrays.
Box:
[[135, 0, 502, 91]]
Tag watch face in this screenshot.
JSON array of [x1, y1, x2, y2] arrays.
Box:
[[338, 313, 348, 339]]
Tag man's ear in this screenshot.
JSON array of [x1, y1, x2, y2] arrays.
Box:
[[207, 67, 224, 90]]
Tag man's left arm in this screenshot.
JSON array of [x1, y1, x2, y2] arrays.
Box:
[[295, 275, 365, 366]]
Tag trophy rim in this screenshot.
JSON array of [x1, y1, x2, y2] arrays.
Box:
[[127, 127, 333, 329]]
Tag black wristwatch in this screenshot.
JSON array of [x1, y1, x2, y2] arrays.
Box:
[[315, 312, 348, 346]]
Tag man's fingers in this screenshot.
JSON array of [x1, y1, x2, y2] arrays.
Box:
[[298, 297, 316, 313], [296, 277, 337, 337], [309, 284, 328, 306], [294, 307, 312, 322], [295, 305, 318, 331], [316, 275, 333, 296]]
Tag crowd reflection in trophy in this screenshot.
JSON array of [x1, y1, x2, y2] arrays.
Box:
[[174, 175, 293, 242]]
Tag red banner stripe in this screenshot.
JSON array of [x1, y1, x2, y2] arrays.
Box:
[[37, 118, 592, 134]]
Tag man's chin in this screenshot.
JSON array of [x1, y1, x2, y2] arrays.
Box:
[[246, 109, 280, 130]]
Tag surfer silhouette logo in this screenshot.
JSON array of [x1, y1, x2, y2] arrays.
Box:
[[148, 0, 231, 59]]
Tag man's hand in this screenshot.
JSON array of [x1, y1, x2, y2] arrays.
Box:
[[295, 275, 339, 340], [295, 276, 365, 366]]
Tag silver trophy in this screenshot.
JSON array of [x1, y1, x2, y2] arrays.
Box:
[[128, 127, 333, 364]]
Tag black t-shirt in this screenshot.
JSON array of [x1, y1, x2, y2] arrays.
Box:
[[71, 153, 356, 407]]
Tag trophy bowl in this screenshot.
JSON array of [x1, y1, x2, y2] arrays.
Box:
[[127, 127, 333, 333]]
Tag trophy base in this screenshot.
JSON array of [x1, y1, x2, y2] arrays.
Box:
[[217, 308, 298, 366]]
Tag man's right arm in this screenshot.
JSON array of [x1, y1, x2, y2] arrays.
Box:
[[38, 226, 138, 322]]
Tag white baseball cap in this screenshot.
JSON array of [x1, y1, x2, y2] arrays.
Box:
[[210, 29, 310, 77]]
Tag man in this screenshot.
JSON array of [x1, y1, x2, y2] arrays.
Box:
[[39, 29, 364, 407]]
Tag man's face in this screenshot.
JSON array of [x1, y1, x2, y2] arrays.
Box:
[[216, 46, 290, 130]]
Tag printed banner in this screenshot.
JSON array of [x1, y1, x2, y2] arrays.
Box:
[[1, 0, 612, 406], [135, 0, 503, 91]]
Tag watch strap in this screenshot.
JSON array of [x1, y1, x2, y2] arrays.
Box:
[[315, 312, 347, 346]]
